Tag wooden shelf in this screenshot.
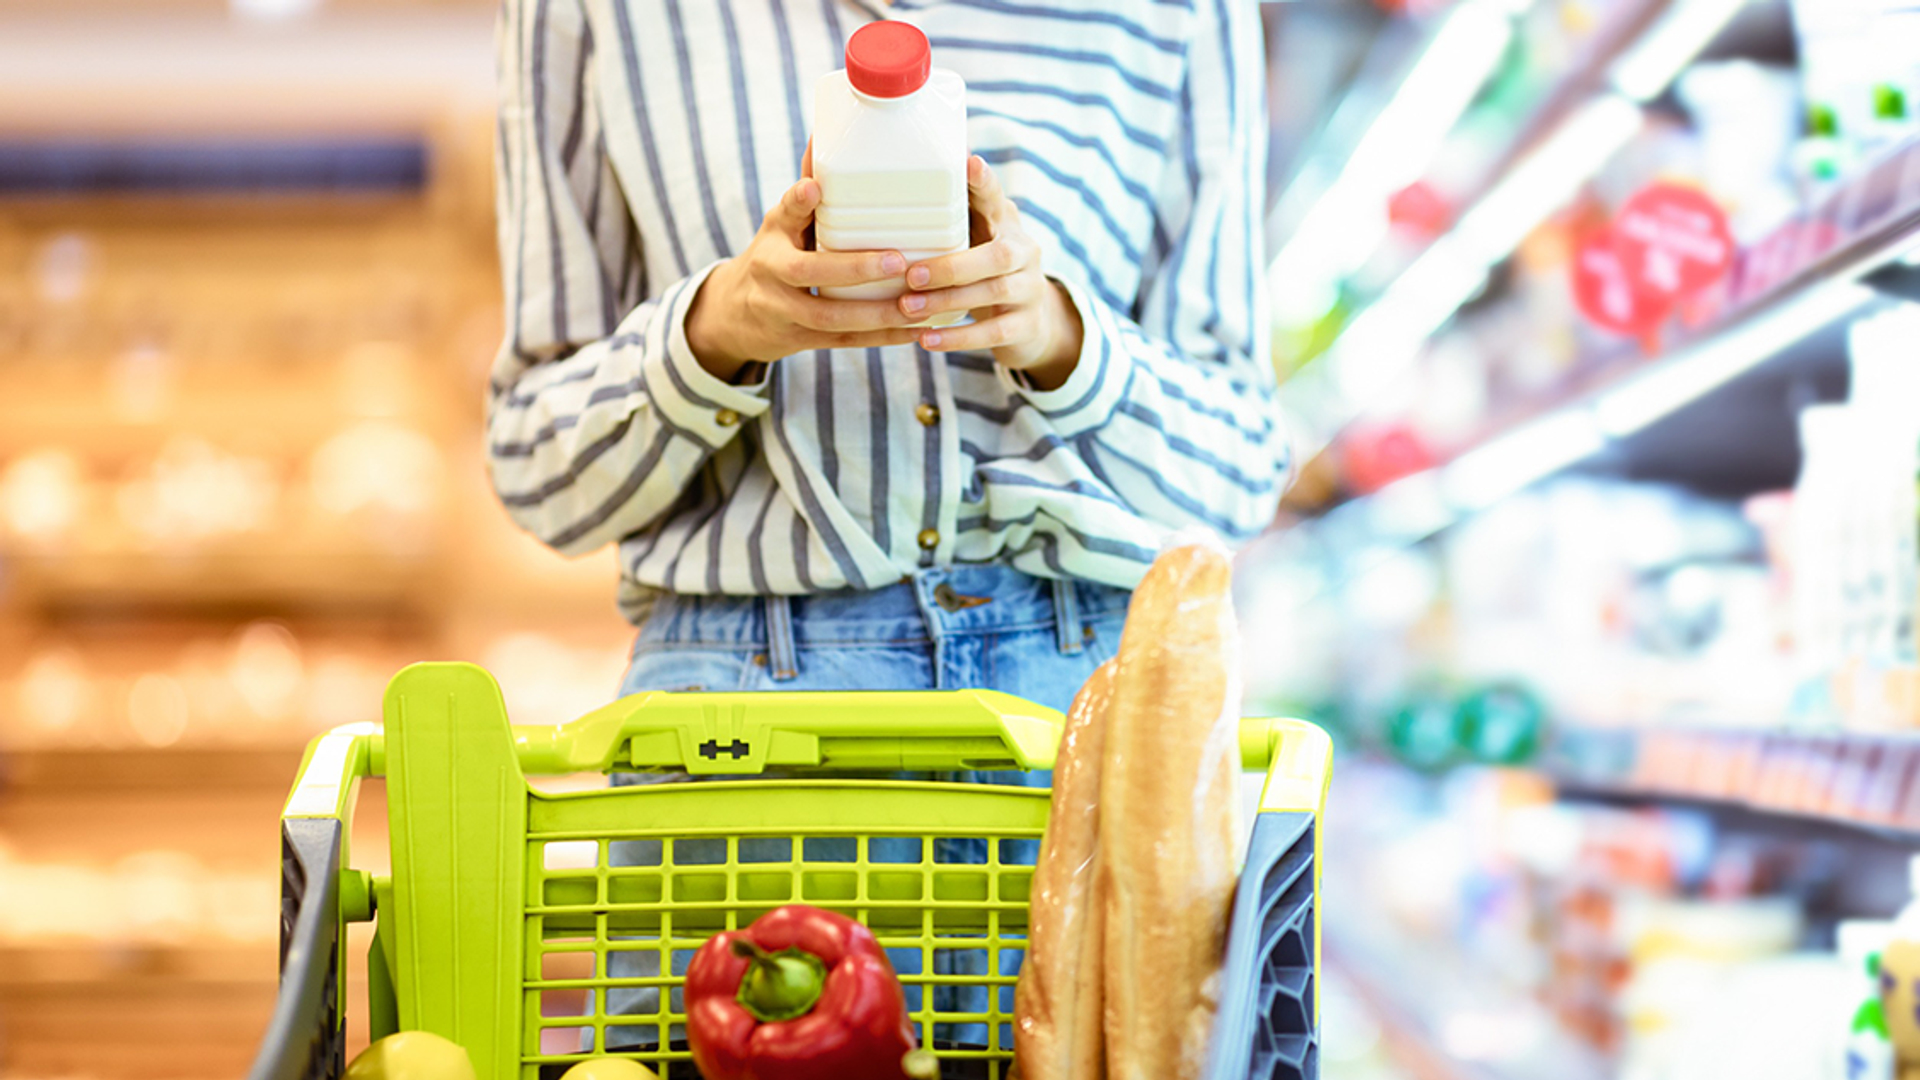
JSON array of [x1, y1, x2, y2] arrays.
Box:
[[5, 548, 447, 616], [0, 941, 274, 987], [0, 744, 310, 793]]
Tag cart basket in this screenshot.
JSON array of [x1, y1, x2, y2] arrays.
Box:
[[247, 662, 1331, 1080]]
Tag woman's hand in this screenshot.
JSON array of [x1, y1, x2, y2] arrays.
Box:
[[901, 156, 1084, 391], [685, 175, 922, 381]]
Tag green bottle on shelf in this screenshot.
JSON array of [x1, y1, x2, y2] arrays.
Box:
[[1841, 920, 1895, 1080], [1853, 953, 1895, 1080], [1455, 683, 1545, 767]]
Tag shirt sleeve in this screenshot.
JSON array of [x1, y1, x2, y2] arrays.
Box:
[[485, 0, 769, 557], [1002, 0, 1290, 543]]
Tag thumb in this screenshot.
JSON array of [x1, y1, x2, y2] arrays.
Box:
[[802, 137, 814, 179], [767, 176, 820, 240]]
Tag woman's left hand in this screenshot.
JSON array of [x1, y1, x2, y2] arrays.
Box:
[[900, 156, 1084, 391]]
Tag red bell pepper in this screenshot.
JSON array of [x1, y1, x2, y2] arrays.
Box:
[[684, 904, 938, 1080]]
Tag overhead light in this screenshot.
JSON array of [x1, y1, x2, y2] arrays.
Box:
[[231, 0, 323, 21], [1592, 280, 1876, 436], [1448, 94, 1644, 266], [1269, 0, 1525, 294], [1609, 0, 1754, 102], [1440, 409, 1607, 510]]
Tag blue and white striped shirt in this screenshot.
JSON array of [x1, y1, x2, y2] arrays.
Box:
[[488, 0, 1288, 616]]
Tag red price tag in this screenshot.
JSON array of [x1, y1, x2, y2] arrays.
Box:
[[1339, 420, 1435, 495], [1571, 227, 1668, 340], [1612, 183, 1735, 301]]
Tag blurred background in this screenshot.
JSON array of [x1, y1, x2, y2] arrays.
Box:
[[3, 0, 1920, 1078]]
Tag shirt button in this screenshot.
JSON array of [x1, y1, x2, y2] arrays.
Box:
[[917, 528, 940, 550], [715, 409, 740, 426], [915, 402, 940, 426]]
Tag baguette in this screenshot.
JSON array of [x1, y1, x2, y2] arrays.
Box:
[[1101, 543, 1241, 1080], [1013, 659, 1116, 1080]]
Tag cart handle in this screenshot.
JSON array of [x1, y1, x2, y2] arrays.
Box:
[[510, 685, 1318, 778], [281, 675, 1329, 816], [512, 687, 1072, 775]]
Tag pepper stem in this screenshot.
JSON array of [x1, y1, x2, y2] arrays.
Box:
[[901, 1049, 941, 1079], [730, 939, 828, 1023]]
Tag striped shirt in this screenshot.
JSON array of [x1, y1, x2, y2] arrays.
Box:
[[487, 0, 1289, 617]]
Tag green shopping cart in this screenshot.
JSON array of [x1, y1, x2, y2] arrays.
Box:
[[246, 661, 1331, 1080]]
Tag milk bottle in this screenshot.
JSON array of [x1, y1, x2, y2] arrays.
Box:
[[812, 21, 968, 325]]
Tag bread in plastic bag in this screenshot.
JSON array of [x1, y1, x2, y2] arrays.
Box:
[[1101, 540, 1242, 1080], [1012, 659, 1115, 1080]]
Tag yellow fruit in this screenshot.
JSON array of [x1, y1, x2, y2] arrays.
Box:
[[558, 1059, 660, 1080], [344, 1031, 478, 1080]]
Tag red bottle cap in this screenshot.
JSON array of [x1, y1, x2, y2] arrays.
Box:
[[846, 21, 931, 98]]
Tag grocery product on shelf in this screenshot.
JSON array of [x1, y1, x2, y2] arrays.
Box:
[[0, 845, 276, 947], [1789, 0, 1874, 185], [1838, 920, 1895, 1080], [0, 447, 86, 548], [1880, 858, 1920, 1078], [1785, 303, 1920, 731], [1325, 760, 1910, 1080]]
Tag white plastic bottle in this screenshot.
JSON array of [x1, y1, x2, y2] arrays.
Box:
[[812, 21, 968, 324]]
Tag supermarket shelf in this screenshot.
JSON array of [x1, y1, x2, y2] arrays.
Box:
[[0, 941, 275, 988], [1317, 133, 1920, 545], [1325, 922, 1610, 1080], [4, 548, 446, 615], [0, 744, 309, 793], [1267, 0, 1666, 269], [1543, 723, 1920, 843]]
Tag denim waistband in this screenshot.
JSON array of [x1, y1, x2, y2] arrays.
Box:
[[634, 565, 1131, 650]]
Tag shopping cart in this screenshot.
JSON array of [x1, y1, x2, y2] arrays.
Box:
[[246, 662, 1331, 1080]]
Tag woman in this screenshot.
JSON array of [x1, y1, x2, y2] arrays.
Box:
[[488, 0, 1287, 1051]]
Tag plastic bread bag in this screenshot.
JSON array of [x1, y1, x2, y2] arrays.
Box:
[[1101, 532, 1244, 1080], [1012, 660, 1116, 1080]]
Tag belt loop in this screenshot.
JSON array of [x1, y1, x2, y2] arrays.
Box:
[[1051, 578, 1083, 656], [764, 596, 799, 681]]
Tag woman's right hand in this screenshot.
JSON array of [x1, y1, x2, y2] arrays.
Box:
[[685, 176, 921, 381]]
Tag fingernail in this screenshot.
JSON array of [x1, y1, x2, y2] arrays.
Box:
[[908, 266, 931, 288], [902, 293, 926, 314], [921, 331, 942, 348], [882, 252, 906, 274]]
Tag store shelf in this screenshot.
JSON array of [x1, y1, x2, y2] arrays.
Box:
[[0, 744, 311, 793], [1268, 0, 1666, 271], [1314, 133, 1920, 545], [4, 548, 446, 615], [1543, 723, 1920, 842], [0, 941, 275, 988], [1325, 920, 1610, 1080]]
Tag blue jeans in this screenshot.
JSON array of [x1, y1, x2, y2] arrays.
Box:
[[604, 565, 1128, 1050]]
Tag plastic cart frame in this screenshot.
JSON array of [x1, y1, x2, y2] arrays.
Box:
[[247, 662, 1331, 1080]]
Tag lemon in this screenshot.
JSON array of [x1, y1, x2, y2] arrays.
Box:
[[343, 1031, 478, 1080], [558, 1059, 660, 1080]]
